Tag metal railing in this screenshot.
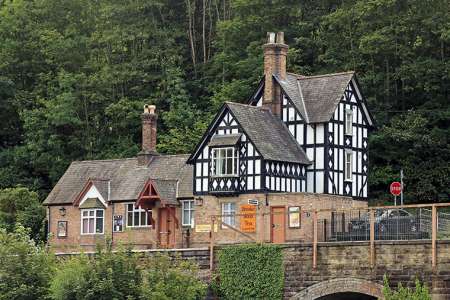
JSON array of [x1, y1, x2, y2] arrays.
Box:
[[207, 203, 450, 272]]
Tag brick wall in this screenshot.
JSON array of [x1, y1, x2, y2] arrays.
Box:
[[47, 192, 366, 252]]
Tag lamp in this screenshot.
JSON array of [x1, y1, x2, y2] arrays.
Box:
[[59, 207, 66, 217]]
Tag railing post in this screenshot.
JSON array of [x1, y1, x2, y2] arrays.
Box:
[[210, 216, 215, 276], [313, 210, 318, 270], [432, 205, 437, 271], [369, 208, 375, 268]]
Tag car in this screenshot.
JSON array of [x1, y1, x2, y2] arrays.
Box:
[[347, 209, 427, 240]]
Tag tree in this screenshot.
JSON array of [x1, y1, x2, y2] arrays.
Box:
[[0, 187, 46, 242]]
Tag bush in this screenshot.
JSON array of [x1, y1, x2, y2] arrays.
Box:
[[383, 275, 431, 300], [141, 253, 207, 300], [216, 244, 284, 300], [0, 226, 55, 300], [49, 244, 142, 300]]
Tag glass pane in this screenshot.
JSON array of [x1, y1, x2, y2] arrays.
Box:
[[83, 219, 89, 233], [89, 210, 95, 217], [134, 212, 140, 226], [88, 219, 94, 233], [96, 217, 103, 233], [96, 210, 103, 217], [190, 210, 195, 225], [140, 211, 147, 226], [83, 211, 88, 217], [183, 209, 190, 225], [127, 204, 133, 212], [226, 157, 233, 174], [127, 212, 133, 226]]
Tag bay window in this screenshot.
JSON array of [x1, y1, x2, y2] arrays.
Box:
[[212, 147, 238, 176], [81, 209, 104, 234]]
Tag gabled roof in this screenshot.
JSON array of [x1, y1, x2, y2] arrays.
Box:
[[268, 71, 374, 126], [44, 154, 192, 205], [275, 72, 357, 123], [226, 103, 310, 164]]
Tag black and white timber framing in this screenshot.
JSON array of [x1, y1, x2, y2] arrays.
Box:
[[249, 75, 373, 199], [188, 104, 307, 195]]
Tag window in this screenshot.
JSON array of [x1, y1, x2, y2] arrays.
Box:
[[126, 204, 152, 227], [182, 200, 195, 227], [81, 209, 104, 234], [222, 202, 236, 227], [345, 151, 353, 181], [212, 147, 238, 176], [345, 109, 353, 135]]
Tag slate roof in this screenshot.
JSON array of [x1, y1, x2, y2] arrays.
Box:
[[151, 179, 178, 206], [274, 71, 355, 123], [208, 133, 242, 147], [44, 154, 192, 205], [227, 102, 310, 164]]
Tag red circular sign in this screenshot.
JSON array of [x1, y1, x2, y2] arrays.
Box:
[[390, 182, 402, 196]]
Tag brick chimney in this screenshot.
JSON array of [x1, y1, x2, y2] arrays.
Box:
[[263, 32, 288, 116], [137, 104, 159, 165]]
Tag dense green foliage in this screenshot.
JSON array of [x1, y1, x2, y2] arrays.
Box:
[[0, 187, 46, 242], [216, 244, 284, 299], [141, 253, 207, 300], [0, 0, 448, 203], [383, 275, 431, 299], [0, 230, 206, 300], [0, 226, 55, 300]]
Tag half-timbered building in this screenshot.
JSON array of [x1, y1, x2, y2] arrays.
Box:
[[44, 32, 373, 252]]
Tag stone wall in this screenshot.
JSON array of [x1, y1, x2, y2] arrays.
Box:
[[283, 241, 450, 299], [54, 241, 450, 299]]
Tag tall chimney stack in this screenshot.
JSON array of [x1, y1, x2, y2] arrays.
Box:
[[263, 32, 288, 116], [138, 104, 159, 165]]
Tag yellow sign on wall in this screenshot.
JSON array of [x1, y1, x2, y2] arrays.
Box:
[[195, 224, 218, 233], [240, 204, 257, 232]]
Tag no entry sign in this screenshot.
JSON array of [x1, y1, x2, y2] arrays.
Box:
[[390, 181, 402, 196]]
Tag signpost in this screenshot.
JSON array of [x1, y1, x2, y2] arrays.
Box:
[[390, 181, 402, 206]]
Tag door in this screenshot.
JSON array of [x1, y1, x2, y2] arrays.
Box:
[[158, 207, 176, 248], [271, 206, 286, 243]]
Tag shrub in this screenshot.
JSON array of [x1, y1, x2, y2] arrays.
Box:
[[383, 275, 431, 300], [49, 244, 142, 300], [49, 255, 91, 300], [141, 253, 207, 300], [216, 244, 284, 300], [0, 226, 55, 300]]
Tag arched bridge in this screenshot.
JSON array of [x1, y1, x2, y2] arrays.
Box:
[[283, 241, 450, 299]]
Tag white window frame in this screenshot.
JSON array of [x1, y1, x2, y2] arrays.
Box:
[[222, 202, 236, 227], [345, 150, 353, 182], [211, 147, 238, 177], [81, 209, 104, 235], [345, 109, 353, 135], [181, 200, 195, 227], [126, 204, 152, 228]]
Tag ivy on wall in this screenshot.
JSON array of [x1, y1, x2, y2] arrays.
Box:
[[216, 244, 284, 299]]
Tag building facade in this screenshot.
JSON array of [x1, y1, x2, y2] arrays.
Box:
[[44, 32, 373, 252]]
